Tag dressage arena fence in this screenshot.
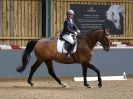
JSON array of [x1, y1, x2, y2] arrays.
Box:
[[52, 0, 133, 43], [0, 0, 133, 47]]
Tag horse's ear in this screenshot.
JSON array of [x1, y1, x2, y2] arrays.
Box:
[[104, 28, 111, 34], [103, 28, 107, 35], [104, 28, 111, 38], [103, 28, 105, 33]]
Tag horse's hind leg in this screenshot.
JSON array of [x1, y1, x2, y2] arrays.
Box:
[[45, 60, 68, 88], [28, 60, 42, 86]]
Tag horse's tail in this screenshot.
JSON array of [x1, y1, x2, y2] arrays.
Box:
[[16, 40, 38, 73]]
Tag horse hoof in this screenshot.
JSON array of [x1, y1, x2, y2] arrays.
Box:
[[61, 81, 69, 88], [86, 85, 93, 88], [30, 83, 34, 86], [98, 83, 102, 88], [28, 81, 34, 86]]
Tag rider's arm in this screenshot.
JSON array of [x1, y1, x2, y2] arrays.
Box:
[[73, 23, 80, 33]]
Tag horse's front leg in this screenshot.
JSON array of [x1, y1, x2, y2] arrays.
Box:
[[81, 64, 92, 88], [45, 60, 68, 88], [87, 62, 102, 88]]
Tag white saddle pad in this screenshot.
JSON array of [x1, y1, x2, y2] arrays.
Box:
[[57, 39, 77, 53]]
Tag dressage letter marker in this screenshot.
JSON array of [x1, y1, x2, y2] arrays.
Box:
[[74, 72, 127, 81]]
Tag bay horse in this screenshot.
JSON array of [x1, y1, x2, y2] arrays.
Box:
[[16, 28, 111, 88]]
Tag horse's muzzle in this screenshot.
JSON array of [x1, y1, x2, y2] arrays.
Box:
[[104, 46, 110, 51]]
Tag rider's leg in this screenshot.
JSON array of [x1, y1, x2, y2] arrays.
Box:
[[62, 34, 75, 58], [62, 34, 75, 44]]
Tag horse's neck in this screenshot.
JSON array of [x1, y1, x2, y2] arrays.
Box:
[[87, 37, 98, 49], [79, 32, 99, 49]]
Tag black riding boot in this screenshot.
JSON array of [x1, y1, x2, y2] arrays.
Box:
[[66, 44, 75, 59], [66, 51, 71, 58]]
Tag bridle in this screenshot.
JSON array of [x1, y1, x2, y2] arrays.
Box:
[[98, 29, 111, 51]]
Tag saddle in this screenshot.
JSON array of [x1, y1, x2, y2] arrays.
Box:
[[57, 38, 77, 54]]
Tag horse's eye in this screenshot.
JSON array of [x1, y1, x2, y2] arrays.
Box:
[[112, 12, 114, 16]]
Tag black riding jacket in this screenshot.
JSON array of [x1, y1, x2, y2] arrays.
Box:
[[61, 18, 78, 36]]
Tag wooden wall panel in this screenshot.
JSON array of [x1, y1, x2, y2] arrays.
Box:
[[38, 1, 42, 37], [0, 0, 42, 46], [31, 1, 36, 37], [0, 0, 2, 36], [2, 0, 7, 37], [28, 0, 32, 37]]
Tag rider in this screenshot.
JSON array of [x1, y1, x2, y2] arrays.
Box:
[[60, 9, 80, 58]]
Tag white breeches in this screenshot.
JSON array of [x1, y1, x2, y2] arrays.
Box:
[[62, 34, 75, 44]]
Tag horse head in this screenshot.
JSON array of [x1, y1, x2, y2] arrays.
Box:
[[112, 11, 121, 29], [106, 5, 123, 29], [98, 28, 111, 51], [79, 29, 111, 51]]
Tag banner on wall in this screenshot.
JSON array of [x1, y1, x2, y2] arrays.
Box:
[[70, 4, 124, 34]]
